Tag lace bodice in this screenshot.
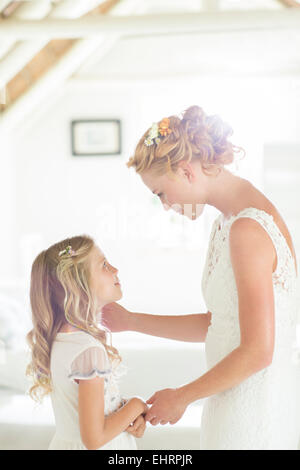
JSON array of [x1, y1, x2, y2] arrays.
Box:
[[200, 207, 300, 449], [203, 207, 297, 291], [202, 207, 299, 348]]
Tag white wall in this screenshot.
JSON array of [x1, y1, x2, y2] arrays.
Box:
[[0, 134, 17, 281]]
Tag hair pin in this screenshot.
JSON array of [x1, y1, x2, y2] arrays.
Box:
[[144, 118, 172, 147], [58, 245, 76, 257]]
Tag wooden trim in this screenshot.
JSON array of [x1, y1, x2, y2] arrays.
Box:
[[0, 0, 121, 113], [87, 0, 121, 16], [0, 1, 20, 18], [276, 0, 300, 7], [1, 10, 300, 40]]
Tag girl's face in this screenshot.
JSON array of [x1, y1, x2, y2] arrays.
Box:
[[140, 161, 207, 220], [89, 245, 122, 308]]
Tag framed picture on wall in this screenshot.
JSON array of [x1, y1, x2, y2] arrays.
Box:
[[71, 119, 121, 156]]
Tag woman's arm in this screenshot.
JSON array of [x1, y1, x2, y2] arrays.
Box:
[[178, 343, 272, 407], [129, 311, 212, 343], [101, 302, 211, 342], [145, 218, 276, 424], [180, 218, 275, 401], [78, 377, 147, 450], [146, 341, 273, 425]]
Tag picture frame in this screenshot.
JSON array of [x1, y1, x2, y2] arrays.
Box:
[[71, 119, 121, 156]]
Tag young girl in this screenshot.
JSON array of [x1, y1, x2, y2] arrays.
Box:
[[26, 235, 148, 450]]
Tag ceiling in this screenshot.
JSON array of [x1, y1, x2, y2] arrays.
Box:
[[75, 29, 300, 80], [0, 0, 299, 131]]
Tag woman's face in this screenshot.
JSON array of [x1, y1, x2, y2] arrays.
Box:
[[89, 245, 122, 308], [140, 161, 207, 220]]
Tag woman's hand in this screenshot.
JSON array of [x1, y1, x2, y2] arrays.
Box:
[[125, 414, 147, 438], [145, 388, 188, 425], [100, 302, 131, 332]]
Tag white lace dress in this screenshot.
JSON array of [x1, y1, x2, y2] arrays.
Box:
[[200, 207, 300, 450], [48, 330, 137, 450]]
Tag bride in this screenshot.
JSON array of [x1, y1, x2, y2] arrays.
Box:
[[101, 106, 300, 450]]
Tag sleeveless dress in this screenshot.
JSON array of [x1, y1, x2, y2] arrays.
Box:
[[200, 207, 300, 450], [48, 330, 138, 450]]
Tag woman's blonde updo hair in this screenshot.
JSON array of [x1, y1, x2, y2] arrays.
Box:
[[26, 235, 121, 404], [127, 105, 245, 177]]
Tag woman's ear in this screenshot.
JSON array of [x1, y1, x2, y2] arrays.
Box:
[[178, 161, 196, 183]]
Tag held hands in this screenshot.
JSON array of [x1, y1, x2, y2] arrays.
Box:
[[124, 387, 188, 438], [144, 388, 188, 426], [125, 397, 149, 439], [125, 414, 147, 438]]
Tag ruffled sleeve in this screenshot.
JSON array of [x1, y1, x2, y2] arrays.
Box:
[[68, 346, 112, 384]]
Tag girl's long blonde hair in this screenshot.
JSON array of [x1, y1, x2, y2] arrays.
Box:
[[26, 234, 121, 404], [127, 105, 245, 177]]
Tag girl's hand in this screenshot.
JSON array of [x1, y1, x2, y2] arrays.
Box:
[[123, 396, 149, 417], [125, 414, 147, 438], [100, 302, 131, 332], [133, 397, 149, 415], [145, 388, 188, 425]]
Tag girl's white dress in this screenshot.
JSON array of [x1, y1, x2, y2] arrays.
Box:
[[200, 207, 300, 450], [48, 330, 138, 450]]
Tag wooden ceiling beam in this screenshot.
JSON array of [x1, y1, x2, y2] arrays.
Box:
[[0, 10, 300, 39], [0, 1, 119, 110], [0, 0, 133, 128], [276, 0, 300, 7], [0, 1, 20, 17]]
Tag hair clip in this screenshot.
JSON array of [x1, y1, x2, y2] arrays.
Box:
[[144, 122, 160, 147], [158, 118, 172, 137], [58, 245, 76, 257], [144, 118, 172, 147]]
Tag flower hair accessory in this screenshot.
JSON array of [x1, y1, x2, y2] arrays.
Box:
[[58, 245, 76, 257], [144, 117, 172, 147], [158, 118, 172, 137]]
